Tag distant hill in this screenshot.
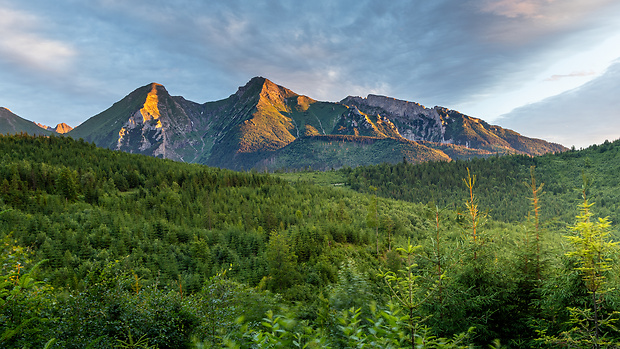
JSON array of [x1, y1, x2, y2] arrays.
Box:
[[0, 107, 53, 136], [3, 77, 567, 169], [35, 122, 73, 134]]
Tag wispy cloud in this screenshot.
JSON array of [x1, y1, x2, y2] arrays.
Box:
[[471, 0, 620, 45], [475, 0, 616, 21], [0, 7, 76, 72], [477, 0, 555, 19], [498, 59, 620, 148], [545, 71, 596, 81]]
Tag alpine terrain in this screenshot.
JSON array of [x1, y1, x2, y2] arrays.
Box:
[[2, 77, 566, 169]]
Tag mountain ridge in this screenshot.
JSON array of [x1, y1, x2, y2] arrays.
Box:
[[1, 77, 567, 169], [0, 107, 53, 136], [35, 122, 73, 134]]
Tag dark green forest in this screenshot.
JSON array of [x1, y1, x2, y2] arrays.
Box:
[[2, 134, 620, 348], [345, 140, 620, 228]]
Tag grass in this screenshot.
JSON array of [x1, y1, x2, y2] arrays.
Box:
[[273, 170, 347, 186]]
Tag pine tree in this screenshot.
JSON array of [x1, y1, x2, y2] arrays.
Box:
[[462, 168, 485, 259], [57, 168, 78, 202], [265, 231, 297, 292], [563, 185, 619, 348]]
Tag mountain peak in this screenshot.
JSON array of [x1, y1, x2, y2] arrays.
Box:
[[0, 107, 52, 136], [54, 123, 73, 134], [35, 122, 51, 130], [129, 82, 167, 97], [235, 76, 266, 97], [33, 122, 73, 133], [259, 78, 297, 102], [233, 77, 297, 100]]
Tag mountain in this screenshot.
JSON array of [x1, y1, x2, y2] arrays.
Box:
[[60, 77, 566, 169], [35, 122, 73, 134], [0, 108, 72, 136], [339, 95, 565, 156], [53, 123, 73, 134], [69, 83, 204, 162], [0, 107, 53, 136]]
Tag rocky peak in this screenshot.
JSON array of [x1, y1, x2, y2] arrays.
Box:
[[235, 76, 267, 98], [341, 94, 445, 143], [233, 77, 299, 113], [54, 123, 73, 134], [115, 83, 169, 154], [260, 78, 297, 98], [369, 95, 441, 125], [35, 122, 52, 131]]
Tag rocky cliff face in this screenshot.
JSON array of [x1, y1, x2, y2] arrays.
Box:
[[341, 94, 566, 156], [341, 95, 445, 142], [333, 105, 401, 139], [115, 83, 167, 156]]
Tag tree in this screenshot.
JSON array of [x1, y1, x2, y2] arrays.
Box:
[[562, 186, 619, 348], [366, 186, 379, 255], [0, 234, 52, 347], [57, 167, 78, 202], [524, 165, 545, 281], [265, 231, 298, 293], [462, 168, 485, 259], [380, 241, 430, 348]]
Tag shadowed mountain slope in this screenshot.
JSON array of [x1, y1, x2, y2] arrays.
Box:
[[0, 107, 53, 136]]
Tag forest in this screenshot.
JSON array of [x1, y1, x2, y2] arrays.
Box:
[[2, 133, 620, 348]]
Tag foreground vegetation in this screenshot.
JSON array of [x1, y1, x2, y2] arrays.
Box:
[[1, 134, 620, 348]]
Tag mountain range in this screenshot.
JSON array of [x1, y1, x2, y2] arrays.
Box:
[[0, 77, 566, 170]]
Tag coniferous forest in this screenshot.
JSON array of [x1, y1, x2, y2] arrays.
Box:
[[2, 134, 620, 348]]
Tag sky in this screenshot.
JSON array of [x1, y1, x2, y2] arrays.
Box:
[[1, 0, 619, 148]]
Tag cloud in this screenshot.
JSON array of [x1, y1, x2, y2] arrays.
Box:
[[545, 71, 596, 81], [1, 0, 619, 134], [0, 7, 76, 72], [497, 59, 620, 148], [37, 0, 619, 108], [470, 0, 620, 46], [477, 0, 553, 19], [474, 0, 617, 24]]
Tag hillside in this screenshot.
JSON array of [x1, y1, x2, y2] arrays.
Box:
[[0, 107, 53, 136], [299, 138, 616, 231], [256, 135, 451, 171]]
